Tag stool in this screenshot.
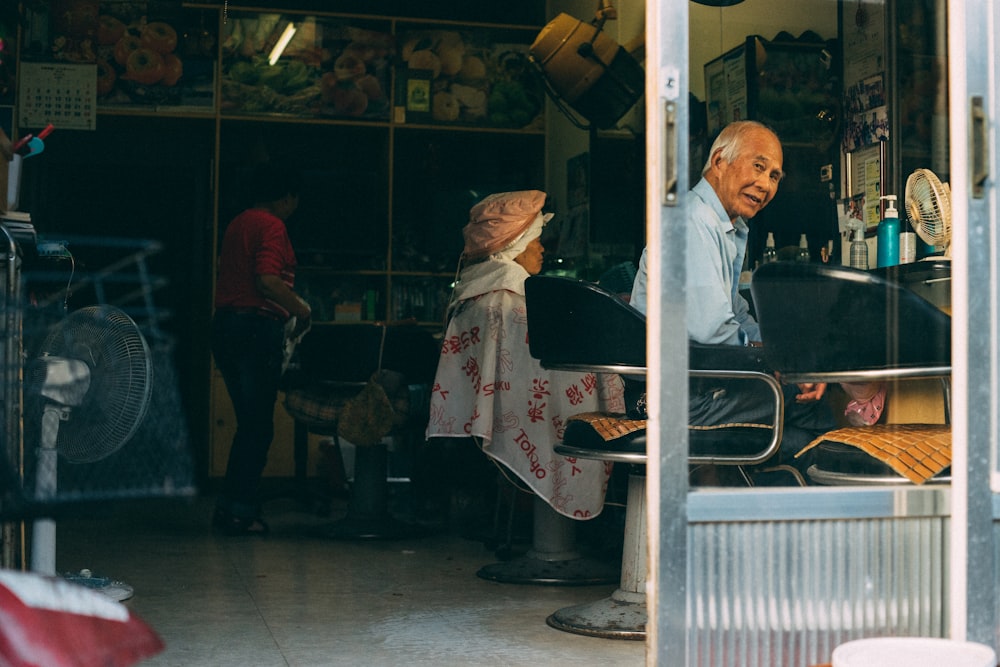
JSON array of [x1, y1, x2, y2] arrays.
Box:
[[318, 433, 421, 540], [521, 275, 787, 639], [545, 446, 647, 638], [282, 323, 439, 539], [284, 381, 427, 540]]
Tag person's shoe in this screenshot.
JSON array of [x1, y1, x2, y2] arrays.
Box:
[[212, 508, 269, 536], [843, 382, 887, 426]]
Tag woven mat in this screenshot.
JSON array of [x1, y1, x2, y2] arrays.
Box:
[[566, 412, 772, 442], [567, 412, 646, 441], [797, 424, 951, 484]]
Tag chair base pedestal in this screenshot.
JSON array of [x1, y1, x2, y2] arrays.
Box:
[[545, 588, 646, 640], [314, 442, 425, 541], [546, 471, 648, 639], [476, 555, 618, 586], [476, 495, 618, 585]]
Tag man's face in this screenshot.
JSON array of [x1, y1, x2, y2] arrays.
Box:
[[709, 128, 784, 222]]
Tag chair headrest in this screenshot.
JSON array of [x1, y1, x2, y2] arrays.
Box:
[[750, 262, 951, 373], [524, 275, 646, 368]]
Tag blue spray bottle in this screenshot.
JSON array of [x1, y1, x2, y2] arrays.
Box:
[[876, 194, 900, 267]]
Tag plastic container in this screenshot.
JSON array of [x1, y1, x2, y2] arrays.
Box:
[[900, 231, 917, 263], [796, 233, 810, 262], [832, 637, 996, 667], [877, 194, 900, 267], [849, 225, 869, 270], [763, 232, 777, 263]]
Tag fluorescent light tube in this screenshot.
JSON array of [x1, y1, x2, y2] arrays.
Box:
[[268, 22, 297, 65]]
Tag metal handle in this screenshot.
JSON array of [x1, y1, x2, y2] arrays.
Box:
[[662, 100, 677, 206], [971, 96, 988, 199]]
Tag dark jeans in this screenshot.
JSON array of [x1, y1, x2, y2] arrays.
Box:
[[624, 376, 836, 479], [211, 310, 285, 519], [689, 378, 836, 476]]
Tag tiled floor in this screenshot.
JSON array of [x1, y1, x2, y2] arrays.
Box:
[[56, 490, 647, 666]]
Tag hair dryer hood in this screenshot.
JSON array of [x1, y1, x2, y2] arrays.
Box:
[[529, 13, 644, 129]]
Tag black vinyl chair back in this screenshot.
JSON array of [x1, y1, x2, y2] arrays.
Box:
[[291, 323, 440, 385], [750, 262, 951, 377], [524, 275, 646, 373], [524, 274, 784, 468]]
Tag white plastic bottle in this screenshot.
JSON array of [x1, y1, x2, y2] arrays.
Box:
[[796, 233, 810, 262], [763, 232, 777, 263], [849, 225, 869, 270]]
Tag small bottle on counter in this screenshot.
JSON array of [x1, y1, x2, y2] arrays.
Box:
[[796, 233, 810, 262], [763, 232, 777, 263], [850, 224, 869, 270], [876, 194, 900, 267], [899, 217, 917, 264]]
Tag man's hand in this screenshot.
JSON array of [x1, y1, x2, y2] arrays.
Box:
[[794, 382, 827, 402]]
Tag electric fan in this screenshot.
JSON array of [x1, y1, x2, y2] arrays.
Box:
[[26, 305, 153, 599], [904, 167, 952, 258]]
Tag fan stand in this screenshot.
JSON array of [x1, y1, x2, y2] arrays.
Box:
[[31, 403, 134, 602], [30, 404, 64, 576]]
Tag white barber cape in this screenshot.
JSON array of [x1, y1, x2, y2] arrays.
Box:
[[427, 263, 624, 519]]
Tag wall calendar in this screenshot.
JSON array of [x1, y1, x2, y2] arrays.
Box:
[[18, 62, 97, 131]]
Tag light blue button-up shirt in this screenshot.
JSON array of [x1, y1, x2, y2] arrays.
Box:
[[630, 178, 760, 346]]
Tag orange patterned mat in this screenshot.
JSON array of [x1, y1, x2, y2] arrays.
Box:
[[797, 424, 951, 484]]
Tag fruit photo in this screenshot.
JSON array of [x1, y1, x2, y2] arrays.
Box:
[[397, 26, 543, 129], [221, 14, 393, 120], [94, 3, 216, 109]]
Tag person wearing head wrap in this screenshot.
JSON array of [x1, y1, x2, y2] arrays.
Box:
[[427, 191, 624, 519]]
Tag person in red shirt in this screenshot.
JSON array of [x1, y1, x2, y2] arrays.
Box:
[[211, 163, 311, 535]]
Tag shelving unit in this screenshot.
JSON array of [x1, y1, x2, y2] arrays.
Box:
[[14, 2, 547, 479], [214, 10, 547, 328]]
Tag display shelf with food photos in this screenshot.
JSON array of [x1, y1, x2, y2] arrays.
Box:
[[220, 13, 393, 120], [393, 23, 544, 131], [211, 11, 545, 331], [18, 2, 218, 114]]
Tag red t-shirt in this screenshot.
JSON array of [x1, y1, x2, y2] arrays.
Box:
[[214, 208, 297, 319]]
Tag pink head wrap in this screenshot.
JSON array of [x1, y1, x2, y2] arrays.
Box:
[[462, 190, 547, 260]]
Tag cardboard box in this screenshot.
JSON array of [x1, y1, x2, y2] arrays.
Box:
[[0, 157, 8, 215], [334, 302, 362, 322], [0, 155, 23, 213]]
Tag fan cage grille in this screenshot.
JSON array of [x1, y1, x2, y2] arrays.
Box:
[[905, 168, 951, 248], [1, 234, 196, 520]]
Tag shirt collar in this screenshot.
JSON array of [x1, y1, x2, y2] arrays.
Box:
[[692, 178, 748, 234]]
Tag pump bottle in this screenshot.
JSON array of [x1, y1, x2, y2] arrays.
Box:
[[796, 233, 810, 262], [763, 232, 777, 264], [876, 195, 900, 267]]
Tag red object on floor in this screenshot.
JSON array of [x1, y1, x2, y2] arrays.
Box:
[[0, 569, 164, 667]]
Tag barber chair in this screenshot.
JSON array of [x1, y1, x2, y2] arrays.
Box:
[[524, 275, 785, 639], [283, 323, 438, 539], [750, 261, 952, 485]]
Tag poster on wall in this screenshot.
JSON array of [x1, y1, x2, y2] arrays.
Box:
[[704, 43, 748, 139], [19, 1, 216, 113], [841, 0, 889, 160], [842, 0, 885, 86], [847, 142, 883, 229], [843, 73, 887, 152]]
